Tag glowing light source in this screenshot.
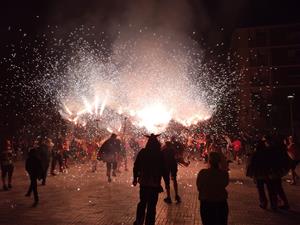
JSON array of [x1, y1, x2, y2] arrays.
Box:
[[99, 92, 108, 116], [135, 103, 172, 133]]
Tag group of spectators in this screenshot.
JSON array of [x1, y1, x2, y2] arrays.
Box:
[[246, 134, 300, 211], [0, 130, 299, 225]]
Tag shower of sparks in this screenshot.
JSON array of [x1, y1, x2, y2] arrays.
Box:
[[2, 25, 241, 135]]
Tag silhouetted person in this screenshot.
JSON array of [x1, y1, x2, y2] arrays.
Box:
[[133, 134, 169, 225], [51, 137, 64, 175], [270, 135, 290, 210], [197, 151, 229, 225], [99, 133, 121, 182], [40, 137, 53, 185], [162, 138, 189, 204], [0, 138, 14, 190], [25, 140, 43, 207], [247, 135, 290, 210]]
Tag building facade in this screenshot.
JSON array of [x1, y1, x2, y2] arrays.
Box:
[[231, 23, 300, 136]]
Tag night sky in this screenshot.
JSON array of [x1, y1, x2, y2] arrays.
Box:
[[1, 0, 300, 45], [1, 0, 300, 135]]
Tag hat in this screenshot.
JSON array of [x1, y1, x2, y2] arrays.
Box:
[[111, 133, 117, 139], [144, 133, 160, 139]]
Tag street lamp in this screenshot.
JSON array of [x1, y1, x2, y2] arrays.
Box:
[[266, 103, 272, 129], [287, 95, 295, 137]]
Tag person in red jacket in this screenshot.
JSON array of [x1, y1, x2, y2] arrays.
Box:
[[232, 138, 242, 164]]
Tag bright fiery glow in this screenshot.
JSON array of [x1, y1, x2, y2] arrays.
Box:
[[117, 124, 122, 132], [94, 96, 99, 115], [106, 127, 113, 133], [61, 95, 212, 133], [99, 93, 108, 116], [83, 97, 93, 114], [64, 104, 73, 116], [135, 103, 172, 133], [5, 22, 237, 136], [56, 33, 221, 133]]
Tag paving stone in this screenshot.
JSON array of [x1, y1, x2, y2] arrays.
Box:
[[0, 161, 299, 225]]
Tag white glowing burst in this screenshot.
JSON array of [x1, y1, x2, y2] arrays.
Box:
[[4, 24, 238, 136], [135, 103, 172, 133], [53, 32, 219, 133]]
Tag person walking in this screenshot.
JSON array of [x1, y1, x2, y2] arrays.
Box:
[[162, 138, 189, 204], [40, 137, 53, 185], [270, 134, 291, 210], [25, 139, 43, 207], [99, 133, 121, 182], [196, 151, 229, 225], [246, 135, 290, 210], [232, 137, 242, 164], [50, 137, 64, 175], [132, 134, 169, 225]]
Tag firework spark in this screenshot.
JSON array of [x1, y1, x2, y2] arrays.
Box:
[[3, 26, 239, 135], [56, 32, 218, 133]]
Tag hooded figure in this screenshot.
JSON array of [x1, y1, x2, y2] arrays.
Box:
[[133, 134, 169, 225]]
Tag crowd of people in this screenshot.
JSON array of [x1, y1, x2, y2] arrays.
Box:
[[0, 129, 299, 225]]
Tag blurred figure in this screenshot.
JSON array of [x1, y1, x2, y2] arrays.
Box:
[[286, 136, 300, 185], [40, 137, 53, 185], [247, 135, 290, 210], [162, 138, 189, 204], [129, 137, 140, 161], [25, 139, 43, 207], [88, 139, 99, 172], [272, 135, 291, 210], [116, 140, 127, 173], [51, 137, 64, 175], [62, 138, 70, 169], [204, 135, 213, 163], [232, 137, 242, 164], [223, 135, 233, 162], [133, 134, 169, 225], [0, 138, 14, 191], [197, 152, 229, 225], [99, 133, 121, 182]]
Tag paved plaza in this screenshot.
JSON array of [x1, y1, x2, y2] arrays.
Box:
[[0, 160, 299, 225]]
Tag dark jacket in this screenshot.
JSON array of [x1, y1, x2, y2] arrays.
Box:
[[197, 168, 229, 202], [246, 140, 290, 179], [0, 150, 14, 166], [162, 143, 177, 173], [40, 144, 50, 169], [99, 137, 121, 162], [26, 148, 43, 179], [134, 147, 169, 190]]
